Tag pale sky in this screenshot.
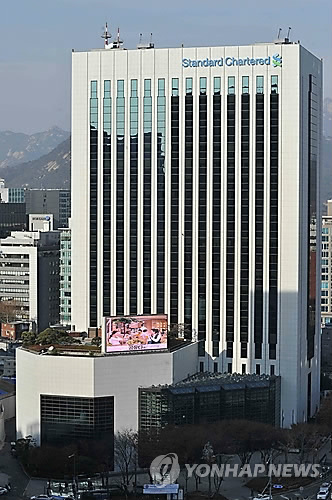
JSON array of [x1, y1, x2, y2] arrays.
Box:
[[1, 0, 331, 134]]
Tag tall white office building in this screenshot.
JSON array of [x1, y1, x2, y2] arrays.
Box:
[[71, 35, 322, 426]]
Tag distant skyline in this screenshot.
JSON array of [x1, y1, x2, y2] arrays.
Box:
[[1, 0, 331, 134]]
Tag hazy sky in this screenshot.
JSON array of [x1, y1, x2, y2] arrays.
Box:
[[1, 0, 331, 134]]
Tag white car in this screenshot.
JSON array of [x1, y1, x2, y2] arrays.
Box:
[[316, 490, 329, 500], [0, 489, 8, 497], [30, 496, 50, 500], [321, 483, 331, 490]]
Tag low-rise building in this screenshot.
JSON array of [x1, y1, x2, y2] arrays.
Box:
[[139, 372, 281, 432], [16, 341, 198, 446]]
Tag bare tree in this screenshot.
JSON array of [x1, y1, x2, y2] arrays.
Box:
[[0, 299, 21, 323], [114, 429, 138, 497]]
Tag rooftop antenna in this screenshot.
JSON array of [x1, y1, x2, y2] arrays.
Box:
[[277, 28, 282, 39], [287, 26, 291, 39], [101, 22, 112, 48], [113, 27, 123, 48]]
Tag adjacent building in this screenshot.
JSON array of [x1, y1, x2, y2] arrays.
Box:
[[139, 372, 280, 432], [59, 227, 71, 327], [0, 203, 27, 238], [321, 200, 332, 325], [16, 340, 198, 445], [0, 231, 60, 332], [70, 37, 322, 427], [0, 179, 25, 204], [25, 189, 71, 229]]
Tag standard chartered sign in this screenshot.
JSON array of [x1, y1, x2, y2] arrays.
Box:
[[182, 54, 282, 68]]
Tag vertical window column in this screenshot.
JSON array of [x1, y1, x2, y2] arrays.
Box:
[[212, 76, 221, 357], [116, 80, 125, 315], [307, 74, 318, 362], [170, 79, 180, 324], [89, 81, 98, 327], [143, 79, 152, 313], [198, 77, 207, 356], [254, 76, 264, 359], [157, 79, 166, 313], [103, 81, 112, 317], [226, 76, 236, 360], [269, 75, 279, 360], [184, 78, 193, 332], [130, 80, 138, 314], [240, 76, 250, 359]]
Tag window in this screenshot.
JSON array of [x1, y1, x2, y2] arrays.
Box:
[[242, 364, 246, 374], [322, 236, 328, 242], [186, 77, 193, 95], [322, 227, 329, 234], [270, 365, 275, 376], [200, 77, 207, 95], [271, 75, 278, 94], [213, 362, 218, 373], [144, 79, 151, 97], [322, 259, 328, 265], [228, 76, 235, 95], [117, 79, 124, 97], [104, 80, 111, 98], [214, 77, 221, 95], [158, 78, 165, 97], [256, 76, 264, 94], [256, 364, 261, 375], [322, 282, 329, 289], [242, 76, 249, 94], [172, 78, 179, 96], [131, 79, 138, 97], [227, 363, 232, 374], [91, 80, 97, 98], [199, 361, 204, 372]]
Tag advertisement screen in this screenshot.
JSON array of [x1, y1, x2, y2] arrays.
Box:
[[105, 314, 168, 353]]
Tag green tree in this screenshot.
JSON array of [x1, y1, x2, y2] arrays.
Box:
[[36, 328, 80, 345], [21, 331, 37, 345]]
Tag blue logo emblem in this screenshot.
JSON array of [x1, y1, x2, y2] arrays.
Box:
[[272, 53, 282, 68]]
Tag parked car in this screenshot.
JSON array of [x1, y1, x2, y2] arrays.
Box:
[[316, 490, 329, 500], [0, 488, 8, 496], [30, 496, 51, 500]]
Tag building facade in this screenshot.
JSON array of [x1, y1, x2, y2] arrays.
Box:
[[139, 372, 280, 432], [0, 180, 25, 204], [71, 40, 322, 427], [0, 231, 60, 331], [0, 203, 27, 238], [25, 189, 71, 229], [59, 228, 71, 327], [321, 200, 332, 325]]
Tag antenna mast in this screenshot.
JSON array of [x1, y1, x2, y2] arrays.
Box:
[[101, 22, 112, 48], [112, 27, 123, 48], [277, 28, 282, 39]]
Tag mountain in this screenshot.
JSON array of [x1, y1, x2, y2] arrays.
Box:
[[1, 137, 71, 189], [0, 126, 70, 169]]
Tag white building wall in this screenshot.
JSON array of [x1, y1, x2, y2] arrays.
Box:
[[16, 343, 198, 444]]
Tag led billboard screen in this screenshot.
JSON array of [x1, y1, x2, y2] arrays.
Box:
[[105, 314, 168, 353]]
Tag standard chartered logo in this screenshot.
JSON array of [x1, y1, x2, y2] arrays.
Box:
[[150, 453, 180, 486]]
